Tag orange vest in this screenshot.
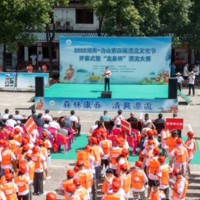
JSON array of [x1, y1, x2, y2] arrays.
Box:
[[31, 153, 42, 169], [174, 146, 187, 163], [185, 139, 196, 157], [43, 65, 47, 71], [110, 148, 122, 165], [77, 187, 89, 200], [1, 150, 12, 165], [28, 161, 35, 180], [9, 140, 17, 155], [91, 146, 101, 162], [173, 178, 188, 199], [62, 179, 73, 196], [0, 175, 6, 185], [150, 190, 165, 200], [102, 193, 120, 200], [27, 66, 33, 72], [116, 158, 130, 173], [44, 140, 49, 149], [65, 194, 80, 200], [101, 140, 112, 155], [121, 173, 131, 193], [40, 147, 47, 158], [166, 137, 177, 153], [3, 183, 17, 200], [158, 166, 170, 185], [78, 170, 92, 189], [77, 150, 90, 168], [14, 135, 22, 143], [15, 175, 28, 193], [131, 169, 144, 189], [18, 154, 26, 168], [101, 179, 110, 194], [149, 158, 160, 174]]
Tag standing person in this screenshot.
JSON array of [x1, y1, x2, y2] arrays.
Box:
[[183, 63, 189, 86], [160, 126, 170, 158], [149, 180, 166, 200], [38, 51, 43, 64], [193, 64, 199, 85], [26, 63, 33, 73], [30, 53, 37, 65], [103, 66, 111, 91], [42, 63, 47, 73], [187, 71, 195, 96], [176, 73, 184, 91]]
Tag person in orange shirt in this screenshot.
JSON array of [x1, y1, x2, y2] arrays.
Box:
[[165, 130, 178, 168], [183, 131, 196, 178], [131, 160, 148, 200], [65, 184, 80, 200], [149, 180, 166, 200], [15, 165, 29, 200], [26, 64, 33, 73], [170, 138, 188, 177], [17, 144, 29, 169], [91, 121, 106, 144], [170, 168, 188, 200], [46, 192, 57, 200], [2, 173, 18, 200], [42, 63, 47, 73]]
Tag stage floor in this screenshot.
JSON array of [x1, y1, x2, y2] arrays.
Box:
[[45, 84, 168, 99]]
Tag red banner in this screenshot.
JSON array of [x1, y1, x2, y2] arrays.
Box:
[[24, 117, 37, 135], [121, 119, 131, 135], [165, 118, 184, 130]]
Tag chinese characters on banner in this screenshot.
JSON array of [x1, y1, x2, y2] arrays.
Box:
[[121, 119, 131, 135], [165, 118, 184, 130], [24, 117, 37, 135]]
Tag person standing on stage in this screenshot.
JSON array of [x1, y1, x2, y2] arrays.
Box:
[[176, 73, 184, 91], [103, 67, 111, 91], [188, 71, 195, 96]]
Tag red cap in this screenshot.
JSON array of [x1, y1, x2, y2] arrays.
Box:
[[176, 138, 182, 144], [147, 130, 154, 136], [153, 147, 160, 155], [101, 132, 107, 138], [158, 156, 165, 163], [120, 163, 127, 170], [8, 132, 14, 138], [46, 192, 57, 200], [112, 181, 121, 191], [187, 131, 194, 137], [148, 140, 154, 145], [25, 135, 30, 142], [22, 138, 28, 144], [153, 129, 158, 135], [90, 137, 97, 144], [76, 160, 84, 166], [135, 160, 143, 168], [32, 146, 39, 153], [19, 165, 27, 173], [73, 166, 79, 173], [38, 140, 44, 145], [67, 169, 75, 177], [121, 148, 129, 156], [172, 168, 180, 175], [73, 178, 81, 186], [4, 168, 10, 174], [42, 132, 47, 137], [3, 141, 9, 149], [65, 184, 76, 193], [84, 145, 91, 151], [23, 145, 29, 151], [14, 128, 20, 134], [5, 173, 13, 180]]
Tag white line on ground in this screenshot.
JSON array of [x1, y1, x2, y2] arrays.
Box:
[[20, 103, 32, 105], [187, 124, 193, 131], [0, 103, 11, 106], [58, 111, 62, 114], [140, 113, 143, 119]]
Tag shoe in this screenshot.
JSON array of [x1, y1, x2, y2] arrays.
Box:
[[46, 176, 51, 180], [39, 193, 44, 196], [33, 192, 38, 195]]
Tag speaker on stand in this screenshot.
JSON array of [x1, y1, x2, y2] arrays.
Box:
[[101, 91, 112, 98], [168, 78, 177, 99], [35, 77, 44, 97]]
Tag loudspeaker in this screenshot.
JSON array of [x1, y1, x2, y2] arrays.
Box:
[[168, 78, 177, 99], [35, 77, 44, 97], [101, 91, 111, 98]]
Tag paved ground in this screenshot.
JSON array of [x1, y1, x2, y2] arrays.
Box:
[[0, 86, 200, 200]]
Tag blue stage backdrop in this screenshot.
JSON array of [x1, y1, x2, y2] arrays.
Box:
[[35, 97, 178, 113], [59, 37, 171, 84]]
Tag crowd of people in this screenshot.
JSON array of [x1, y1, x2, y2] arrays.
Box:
[[0, 109, 196, 200]]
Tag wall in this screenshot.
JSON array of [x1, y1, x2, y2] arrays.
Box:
[[54, 8, 99, 31]]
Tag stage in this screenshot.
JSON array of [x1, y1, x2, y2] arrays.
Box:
[[35, 84, 178, 113]]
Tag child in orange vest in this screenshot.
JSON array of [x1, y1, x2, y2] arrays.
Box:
[[26, 64, 33, 73], [65, 184, 80, 200], [74, 178, 90, 200], [42, 64, 47, 73], [150, 180, 166, 200], [101, 168, 115, 194]]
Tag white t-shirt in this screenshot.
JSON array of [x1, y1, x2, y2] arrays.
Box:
[[42, 114, 53, 122], [104, 70, 111, 78], [13, 114, 24, 120], [0, 190, 6, 200], [177, 76, 184, 83], [49, 121, 60, 129], [185, 140, 195, 159], [6, 119, 17, 127], [161, 130, 168, 149], [193, 66, 199, 75], [183, 66, 189, 76], [38, 54, 43, 61], [89, 125, 98, 133], [69, 115, 79, 123], [188, 75, 195, 84], [1, 113, 9, 119], [30, 55, 37, 61]]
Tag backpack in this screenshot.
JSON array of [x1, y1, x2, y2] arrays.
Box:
[[140, 136, 146, 150]]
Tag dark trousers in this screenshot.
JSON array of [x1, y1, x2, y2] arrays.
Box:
[[160, 187, 169, 199], [34, 172, 43, 194], [18, 193, 29, 200], [92, 175, 97, 200], [104, 78, 110, 91], [76, 124, 81, 136], [177, 83, 182, 91], [188, 84, 195, 95]]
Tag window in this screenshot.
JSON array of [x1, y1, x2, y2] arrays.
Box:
[[76, 9, 93, 24], [43, 47, 57, 59]]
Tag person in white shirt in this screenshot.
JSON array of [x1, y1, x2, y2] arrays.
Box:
[[30, 53, 37, 65], [1, 108, 9, 119], [89, 121, 98, 134], [49, 117, 60, 130], [183, 63, 189, 86], [103, 66, 111, 91], [37, 51, 43, 62], [69, 110, 81, 136], [113, 110, 125, 122], [42, 109, 53, 122], [187, 71, 195, 96], [176, 73, 184, 91], [193, 64, 199, 85], [13, 110, 24, 120], [6, 115, 17, 127]]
